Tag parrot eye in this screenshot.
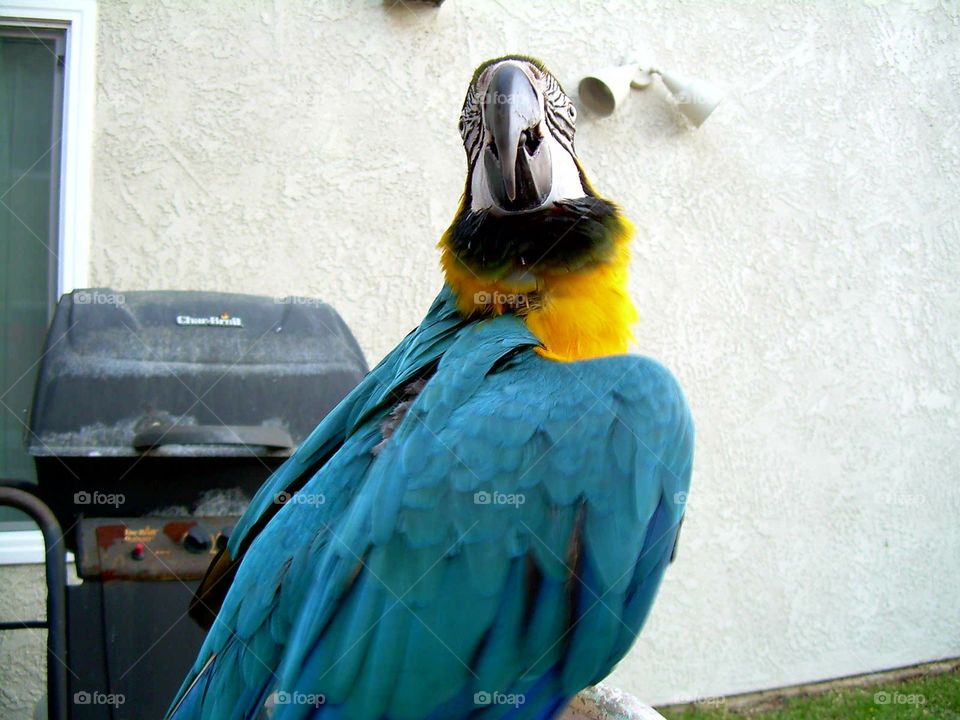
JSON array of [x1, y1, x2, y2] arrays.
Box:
[[568, 105, 577, 121]]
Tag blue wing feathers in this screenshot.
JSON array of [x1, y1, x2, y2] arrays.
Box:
[[168, 288, 694, 720], [605, 501, 678, 670]]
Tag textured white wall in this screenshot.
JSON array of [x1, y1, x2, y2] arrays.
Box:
[[0, 564, 46, 718], [5, 0, 959, 712]]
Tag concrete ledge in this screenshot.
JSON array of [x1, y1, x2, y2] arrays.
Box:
[[563, 685, 666, 720], [0, 531, 46, 565]]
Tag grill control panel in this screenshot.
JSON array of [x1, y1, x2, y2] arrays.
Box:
[[75, 517, 238, 581]]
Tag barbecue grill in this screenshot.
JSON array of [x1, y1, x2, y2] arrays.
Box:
[[24, 288, 368, 720]]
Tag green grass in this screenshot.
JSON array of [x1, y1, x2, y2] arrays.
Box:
[[660, 668, 960, 720]]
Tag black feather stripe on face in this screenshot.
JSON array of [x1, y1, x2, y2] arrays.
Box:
[[541, 72, 576, 156], [446, 196, 622, 280], [459, 82, 484, 166]]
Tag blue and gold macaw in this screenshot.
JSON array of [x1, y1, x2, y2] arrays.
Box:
[[168, 56, 693, 720]]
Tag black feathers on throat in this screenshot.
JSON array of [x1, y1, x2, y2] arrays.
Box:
[[446, 196, 621, 279]]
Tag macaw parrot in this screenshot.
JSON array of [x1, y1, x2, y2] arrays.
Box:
[[167, 55, 693, 720]]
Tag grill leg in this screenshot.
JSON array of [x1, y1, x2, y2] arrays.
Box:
[[0, 484, 68, 720]]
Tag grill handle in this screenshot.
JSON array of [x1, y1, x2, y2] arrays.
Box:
[[133, 424, 295, 451]]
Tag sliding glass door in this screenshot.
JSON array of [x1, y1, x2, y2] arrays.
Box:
[[0, 28, 64, 503]]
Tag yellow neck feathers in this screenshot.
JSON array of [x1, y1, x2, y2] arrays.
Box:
[[440, 215, 638, 362]]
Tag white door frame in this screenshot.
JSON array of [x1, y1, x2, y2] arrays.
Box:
[[0, 0, 96, 295]]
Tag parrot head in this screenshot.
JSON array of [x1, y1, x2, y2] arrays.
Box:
[[441, 55, 637, 360], [458, 56, 585, 214]]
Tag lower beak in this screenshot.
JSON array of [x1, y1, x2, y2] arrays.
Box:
[[482, 64, 553, 212]]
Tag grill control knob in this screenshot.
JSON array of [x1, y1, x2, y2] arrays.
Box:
[[183, 524, 212, 554], [131, 542, 146, 561]]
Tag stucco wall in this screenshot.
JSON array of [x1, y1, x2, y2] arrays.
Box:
[[0, 564, 46, 718], [3, 0, 959, 713]]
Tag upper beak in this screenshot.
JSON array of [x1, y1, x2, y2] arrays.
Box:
[[482, 64, 552, 211]]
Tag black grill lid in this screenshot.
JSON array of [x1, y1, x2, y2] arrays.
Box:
[[28, 289, 368, 457]]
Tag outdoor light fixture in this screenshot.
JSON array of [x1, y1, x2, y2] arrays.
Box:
[[578, 61, 723, 127]]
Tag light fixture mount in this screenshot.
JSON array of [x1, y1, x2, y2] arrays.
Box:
[[578, 59, 723, 127]]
